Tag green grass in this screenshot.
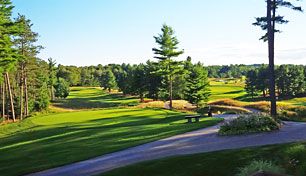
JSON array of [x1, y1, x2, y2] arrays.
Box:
[[0, 87, 222, 176], [209, 79, 247, 101], [53, 87, 140, 109], [103, 142, 306, 176], [280, 97, 306, 106], [209, 79, 306, 107]]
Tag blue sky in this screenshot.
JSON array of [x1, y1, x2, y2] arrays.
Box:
[[12, 0, 306, 66]]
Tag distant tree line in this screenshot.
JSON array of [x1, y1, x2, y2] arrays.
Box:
[[56, 57, 210, 106], [245, 65, 306, 99], [206, 64, 260, 78], [55, 24, 211, 108]]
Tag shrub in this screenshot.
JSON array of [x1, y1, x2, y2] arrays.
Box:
[[54, 78, 70, 99], [219, 114, 280, 135], [236, 160, 285, 176]]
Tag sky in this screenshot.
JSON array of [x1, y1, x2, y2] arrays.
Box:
[[11, 0, 306, 66]]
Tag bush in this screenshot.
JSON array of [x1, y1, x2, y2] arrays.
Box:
[[236, 160, 285, 176], [54, 78, 70, 99], [219, 114, 280, 135]]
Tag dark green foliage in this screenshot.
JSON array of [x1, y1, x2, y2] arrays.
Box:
[[144, 61, 162, 100], [184, 61, 210, 107], [253, 0, 302, 41], [100, 68, 117, 92], [130, 64, 147, 101], [0, 0, 17, 72], [245, 65, 306, 99], [245, 70, 258, 98], [219, 114, 280, 135], [56, 64, 80, 86], [34, 82, 50, 111], [206, 64, 259, 78], [54, 78, 70, 99], [152, 24, 184, 109]]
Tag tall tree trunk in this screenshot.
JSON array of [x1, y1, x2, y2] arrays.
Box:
[[51, 86, 55, 101], [24, 75, 29, 116], [5, 72, 15, 122], [169, 75, 173, 109], [267, 0, 277, 117], [20, 65, 24, 120]]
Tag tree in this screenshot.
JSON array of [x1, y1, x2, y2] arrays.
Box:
[[184, 62, 210, 107], [131, 64, 147, 102], [152, 24, 184, 109], [47, 58, 57, 101], [14, 14, 42, 118], [253, 0, 302, 117], [0, 0, 17, 121], [100, 68, 117, 92], [145, 61, 162, 100], [245, 70, 258, 99], [54, 78, 70, 99]]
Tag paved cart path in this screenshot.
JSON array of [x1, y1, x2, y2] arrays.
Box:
[[28, 114, 306, 176]]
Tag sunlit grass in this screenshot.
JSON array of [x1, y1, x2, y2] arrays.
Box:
[[52, 87, 140, 110], [0, 87, 222, 176]]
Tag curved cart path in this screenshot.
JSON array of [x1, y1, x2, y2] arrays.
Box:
[[28, 115, 306, 176]]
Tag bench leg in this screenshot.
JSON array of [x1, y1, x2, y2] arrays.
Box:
[[195, 118, 200, 123], [187, 118, 192, 123]]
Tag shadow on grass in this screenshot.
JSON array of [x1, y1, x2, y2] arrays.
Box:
[[53, 93, 139, 109], [0, 110, 221, 176]]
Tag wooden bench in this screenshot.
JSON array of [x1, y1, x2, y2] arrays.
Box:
[[185, 115, 202, 123]]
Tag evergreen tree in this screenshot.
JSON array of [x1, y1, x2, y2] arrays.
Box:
[[245, 70, 258, 99], [47, 58, 57, 101], [253, 0, 303, 117], [0, 0, 17, 121], [131, 64, 147, 102], [152, 24, 184, 109], [184, 62, 210, 107], [54, 78, 70, 99], [145, 61, 162, 100], [14, 14, 42, 118]]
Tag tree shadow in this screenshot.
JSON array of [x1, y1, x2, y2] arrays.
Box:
[[53, 93, 139, 109], [0, 111, 220, 176]]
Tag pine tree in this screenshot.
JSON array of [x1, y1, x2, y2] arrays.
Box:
[[184, 62, 210, 108], [131, 64, 147, 102], [253, 0, 302, 117], [14, 14, 42, 118], [152, 24, 184, 109], [0, 0, 17, 121], [48, 58, 57, 101], [245, 70, 258, 99]]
